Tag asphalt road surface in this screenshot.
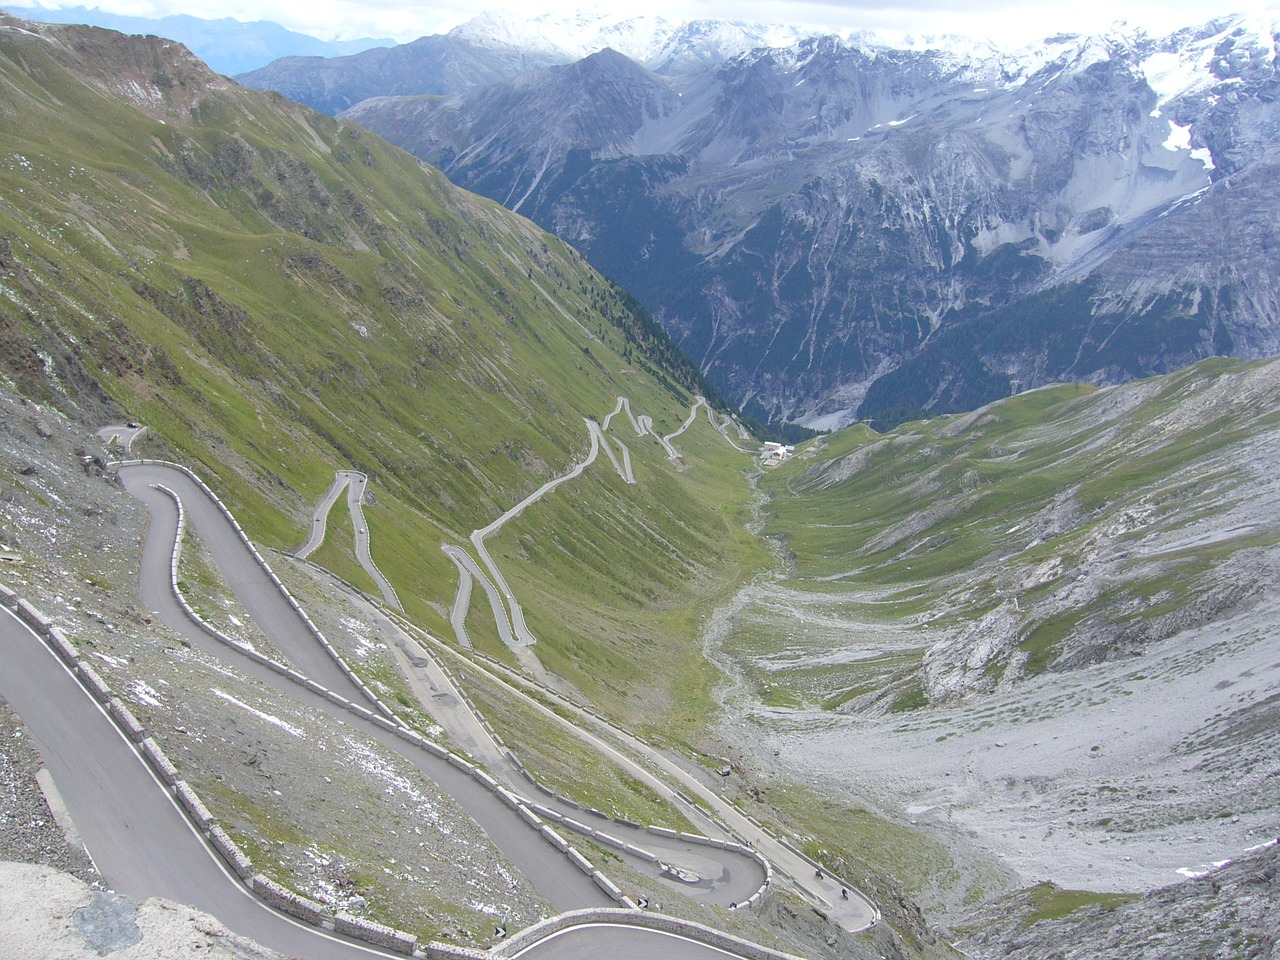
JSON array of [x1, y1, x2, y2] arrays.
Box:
[[0, 605, 393, 960], [23, 459, 800, 958]]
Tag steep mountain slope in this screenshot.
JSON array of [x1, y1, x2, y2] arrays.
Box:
[[0, 11, 822, 949], [1, 5, 391, 75], [345, 49, 682, 214], [346, 15, 1280, 429], [0, 13, 756, 729]]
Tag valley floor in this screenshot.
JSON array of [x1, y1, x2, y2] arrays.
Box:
[[710, 586, 1279, 909]]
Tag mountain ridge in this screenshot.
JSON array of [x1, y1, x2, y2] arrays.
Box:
[[335, 12, 1280, 429], [0, 5, 392, 75]]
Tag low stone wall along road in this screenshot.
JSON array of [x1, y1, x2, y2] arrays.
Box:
[[0, 455, 811, 959]]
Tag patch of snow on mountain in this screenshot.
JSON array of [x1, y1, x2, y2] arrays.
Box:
[[1140, 14, 1280, 108], [452, 9, 815, 65], [1162, 119, 1193, 151], [1141, 47, 1217, 106]]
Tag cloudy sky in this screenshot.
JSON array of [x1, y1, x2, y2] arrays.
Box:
[[11, 0, 1275, 45]]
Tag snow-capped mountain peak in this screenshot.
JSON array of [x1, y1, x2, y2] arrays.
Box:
[[1140, 13, 1280, 109], [449, 8, 824, 69]]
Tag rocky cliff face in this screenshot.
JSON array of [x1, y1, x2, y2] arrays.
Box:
[[957, 842, 1279, 960], [342, 14, 1280, 429]]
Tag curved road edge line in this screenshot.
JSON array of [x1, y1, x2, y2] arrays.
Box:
[[494, 909, 812, 960], [113, 459, 400, 723], [0, 584, 438, 960]]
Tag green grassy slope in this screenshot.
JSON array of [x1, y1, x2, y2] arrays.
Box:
[[746, 357, 1280, 710], [0, 17, 765, 724]]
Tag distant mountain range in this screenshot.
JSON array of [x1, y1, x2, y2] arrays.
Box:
[[243, 11, 1280, 429], [1, 6, 392, 74]]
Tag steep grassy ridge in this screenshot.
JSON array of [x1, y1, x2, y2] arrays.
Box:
[[0, 17, 762, 724]]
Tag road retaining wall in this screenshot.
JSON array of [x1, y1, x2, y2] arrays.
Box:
[[0, 580, 451, 958], [335, 913, 418, 955]]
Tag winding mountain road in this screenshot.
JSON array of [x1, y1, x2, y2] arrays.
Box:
[[445, 395, 724, 651], [0, 604, 400, 960], [466, 418, 602, 648], [1, 596, 792, 960], [3, 401, 879, 956], [296, 470, 401, 610], [660, 397, 706, 459], [0, 455, 799, 956], [116, 465, 611, 905], [425, 395, 878, 930]]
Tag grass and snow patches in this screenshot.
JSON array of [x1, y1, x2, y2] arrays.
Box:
[[338, 736, 446, 830], [92, 652, 130, 670], [339, 615, 377, 658], [211, 689, 305, 738], [131, 680, 165, 708]]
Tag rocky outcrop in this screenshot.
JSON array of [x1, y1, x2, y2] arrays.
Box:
[[958, 843, 1280, 960], [0, 862, 286, 960]]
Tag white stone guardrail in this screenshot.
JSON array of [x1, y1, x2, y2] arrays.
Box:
[[131, 475, 638, 908], [421, 635, 780, 908], [371, 605, 775, 908], [112, 459, 400, 724], [0, 581, 465, 957], [0, 582, 797, 959]]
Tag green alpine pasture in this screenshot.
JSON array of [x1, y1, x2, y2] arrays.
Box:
[[0, 20, 764, 730]]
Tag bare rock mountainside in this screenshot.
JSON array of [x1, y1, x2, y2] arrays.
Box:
[[321, 14, 1280, 429], [958, 841, 1278, 960]]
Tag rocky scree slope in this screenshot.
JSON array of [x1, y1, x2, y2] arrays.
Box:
[[759, 356, 1280, 711], [342, 14, 1280, 429], [957, 841, 1279, 960]]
